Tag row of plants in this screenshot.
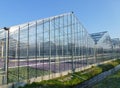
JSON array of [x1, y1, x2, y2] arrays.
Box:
[[8, 67, 51, 83], [19, 59, 120, 88]]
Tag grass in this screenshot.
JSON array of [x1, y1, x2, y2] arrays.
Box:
[[93, 70, 120, 88]]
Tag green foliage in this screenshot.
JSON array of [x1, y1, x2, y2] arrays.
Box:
[[108, 61, 119, 67], [90, 67, 102, 77], [115, 59, 120, 64], [19, 59, 120, 88], [98, 63, 114, 72]]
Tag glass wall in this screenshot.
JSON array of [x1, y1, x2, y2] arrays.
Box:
[[95, 32, 113, 63], [0, 12, 118, 85]]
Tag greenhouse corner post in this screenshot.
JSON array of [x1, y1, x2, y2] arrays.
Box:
[[4, 27, 9, 84]]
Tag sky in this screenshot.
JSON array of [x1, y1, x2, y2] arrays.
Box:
[[0, 0, 120, 38]]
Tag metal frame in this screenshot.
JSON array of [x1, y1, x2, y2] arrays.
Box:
[[0, 12, 119, 85]]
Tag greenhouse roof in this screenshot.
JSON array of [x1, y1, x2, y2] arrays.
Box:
[[112, 38, 120, 45], [90, 31, 108, 44]]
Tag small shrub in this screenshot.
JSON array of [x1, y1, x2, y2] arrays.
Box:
[[98, 64, 114, 72], [108, 61, 119, 67], [91, 67, 102, 76]]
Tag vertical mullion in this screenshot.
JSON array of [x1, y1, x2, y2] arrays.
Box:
[[26, 24, 30, 82], [81, 27, 84, 70], [55, 18, 58, 73], [79, 24, 81, 71], [86, 32, 88, 66], [85, 31, 87, 66], [54, 17, 56, 75], [7, 28, 9, 84], [67, 14, 70, 72], [49, 19, 51, 79], [18, 26, 20, 82], [74, 16, 76, 69], [58, 17, 60, 73], [35, 21, 38, 78], [42, 20, 45, 78], [39, 36, 41, 61], [43, 20, 45, 76], [63, 15, 65, 71], [6, 28, 9, 84], [70, 13, 74, 72], [76, 21, 79, 70], [85, 32, 87, 66], [80, 25, 82, 71]]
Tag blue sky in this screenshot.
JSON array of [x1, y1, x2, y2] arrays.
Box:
[[0, 0, 120, 38]]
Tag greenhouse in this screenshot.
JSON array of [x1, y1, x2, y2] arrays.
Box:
[[90, 31, 114, 63], [90, 31, 112, 49], [0, 12, 119, 87]]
